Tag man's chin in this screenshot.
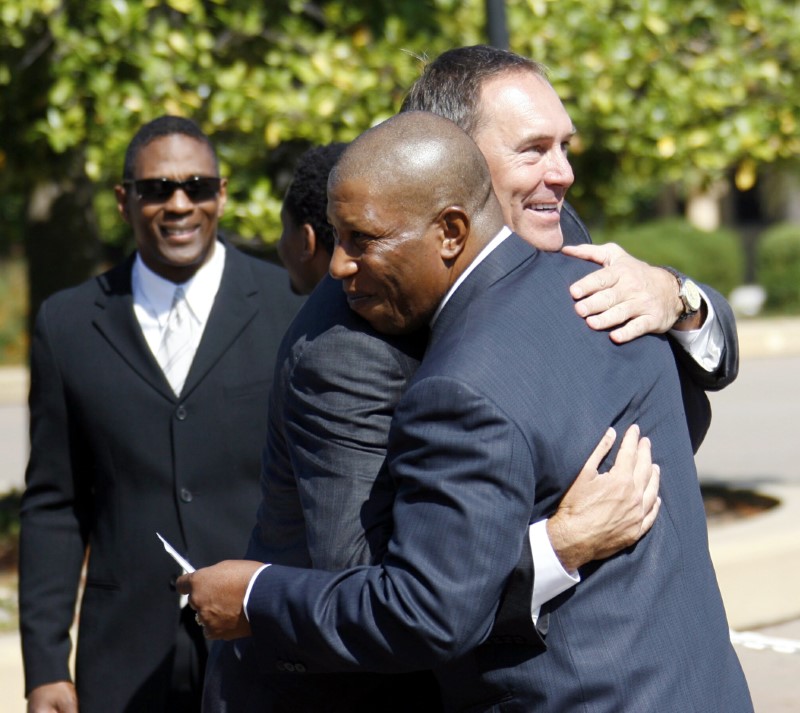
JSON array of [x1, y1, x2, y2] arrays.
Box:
[[357, 308, 414, 336], [514, 221, 564, 252]]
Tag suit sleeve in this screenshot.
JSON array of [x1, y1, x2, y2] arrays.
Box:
[[245, 376, 538, 673], [247, 310, 424, 571], [18, 303, 89, 693]]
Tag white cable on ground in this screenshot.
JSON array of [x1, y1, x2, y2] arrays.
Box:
[[730, 629, 800, 654]]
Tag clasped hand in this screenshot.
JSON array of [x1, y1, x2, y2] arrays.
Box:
[[176, 560, 264, 640]]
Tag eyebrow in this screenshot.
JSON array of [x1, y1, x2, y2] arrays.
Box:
[[514, 126, 577, 150]]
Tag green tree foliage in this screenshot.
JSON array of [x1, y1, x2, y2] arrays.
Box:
[[512, 0, 799, 218], [0, 0, 482, 251], [0, 0, 797, 308]]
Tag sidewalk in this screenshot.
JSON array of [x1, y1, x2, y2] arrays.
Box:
[[1, 316, 799, 712]]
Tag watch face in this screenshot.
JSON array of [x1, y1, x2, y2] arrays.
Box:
[[683, 280, 702, 312]]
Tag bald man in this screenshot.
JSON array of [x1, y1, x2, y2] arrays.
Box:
[[180, 112, 751, 712]]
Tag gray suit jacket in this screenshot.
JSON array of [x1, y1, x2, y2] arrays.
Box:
[[243, 235, 751, 711], [203, 274, 441, 711], [19, 242, 303, 712]]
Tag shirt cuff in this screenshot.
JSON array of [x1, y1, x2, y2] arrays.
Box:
[[529, 519, 580, 624], [243, 563, 271, 622], [668, 286, 723, 372]]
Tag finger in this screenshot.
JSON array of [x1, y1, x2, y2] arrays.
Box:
[[573, 286, 618, 318], [569, 268, 617, 300], [175, 573, 190, 595], [608, 316, 654, 344], [582, 302, 637, 331], [613, 424, 641, 473], [561, 242, 618, 266], [640, 494, 662, 537], [631, 436, 652, 488], [581, 427, 617, 476], [641, 462, 660, 509]]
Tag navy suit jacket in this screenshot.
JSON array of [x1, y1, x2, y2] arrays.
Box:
[[19, 242, 303, 712], [560, 202, 739, 452], [243, 235, 751, 711]]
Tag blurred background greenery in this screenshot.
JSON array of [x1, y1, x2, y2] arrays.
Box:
[[1, 0, 799, 366]]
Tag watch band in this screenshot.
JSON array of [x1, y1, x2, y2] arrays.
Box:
[[661, 266, 701, 322]]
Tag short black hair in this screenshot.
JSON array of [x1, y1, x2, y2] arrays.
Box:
[[283, 142, 348, 255], [401, 45, 548, 137], [122, 115, 218, 180]]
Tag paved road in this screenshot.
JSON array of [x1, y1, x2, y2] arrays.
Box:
[[695, 354, 800, 712], [695, 354, 800, 488], [0, 405, 26, 495]]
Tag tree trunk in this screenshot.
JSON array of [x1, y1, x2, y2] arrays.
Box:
[[25, 148, 99, 337]]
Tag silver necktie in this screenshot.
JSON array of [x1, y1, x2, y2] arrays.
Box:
[[157, 287, 195, 396]]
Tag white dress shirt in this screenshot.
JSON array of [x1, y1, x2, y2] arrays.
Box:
[[132, 240, 226, 362]]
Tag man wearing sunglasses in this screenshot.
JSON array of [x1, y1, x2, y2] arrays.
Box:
[[18, 115, 303, 713]]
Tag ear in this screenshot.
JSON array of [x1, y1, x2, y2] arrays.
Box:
[[300, 223, 317, 262], [438, 206, 470, 260], [114, 185, 130, 223], [216, 177, 229, 217]]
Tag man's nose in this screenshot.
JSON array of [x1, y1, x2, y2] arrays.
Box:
[[544, 149, 574, 188], [329, 243, 357, 279], [164, 187, 194, 212]]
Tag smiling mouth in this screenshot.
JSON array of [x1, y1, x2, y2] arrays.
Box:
[[527, 203, 560, 213], [346, 292, 373, 306], [161, 225, 199, 239]]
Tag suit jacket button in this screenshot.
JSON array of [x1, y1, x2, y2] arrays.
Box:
[[294, 663, 306, 673], [180, 488, 193, 503], [276, 660, 287, 672], [175, 405, 188, 420]]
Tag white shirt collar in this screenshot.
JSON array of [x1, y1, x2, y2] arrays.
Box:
[[132, 240, 226, 328], [430, 226, 512, 326]]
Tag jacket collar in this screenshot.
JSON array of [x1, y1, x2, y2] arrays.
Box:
[[430, 233, 537, 348], [91, 240, 259, 401]]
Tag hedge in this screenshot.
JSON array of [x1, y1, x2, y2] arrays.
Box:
[[592, 218, 744, 297], [756, 222, 800, 313]]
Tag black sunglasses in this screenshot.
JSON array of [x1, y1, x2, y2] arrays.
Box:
[[124, 176, 222, 203]]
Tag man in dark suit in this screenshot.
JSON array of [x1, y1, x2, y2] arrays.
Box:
[[182, 112, 751, 710], [18, 115, 303, 713]]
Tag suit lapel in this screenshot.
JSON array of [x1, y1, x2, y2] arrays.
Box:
[[181, 246, 258, 397], [92, 257, 175, 398], [431, 234, 537, 347], [93, 245, 259, 400]]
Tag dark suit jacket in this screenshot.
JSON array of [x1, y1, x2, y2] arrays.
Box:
[[243, 235, 752, 711], [19, 242, 303, 712], [560, 202, 739, 452]]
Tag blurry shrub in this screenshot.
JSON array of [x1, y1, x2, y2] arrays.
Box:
[[0, 258, 28, 364], [756, 223, 800, 314], [592, 219, 744, 296]]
